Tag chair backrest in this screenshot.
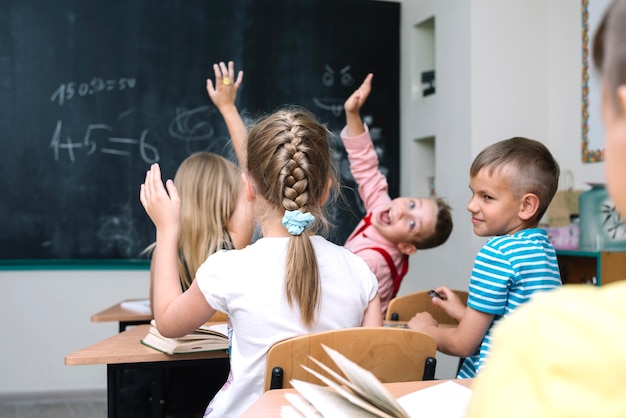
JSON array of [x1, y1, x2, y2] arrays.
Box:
[[384, 290, 469, 324], [263, 327, 437, 391], [210, 311, 228, 322]]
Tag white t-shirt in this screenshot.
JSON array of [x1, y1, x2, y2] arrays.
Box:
[[196, 235, 379, 417]]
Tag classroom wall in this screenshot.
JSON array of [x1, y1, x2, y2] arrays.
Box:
[[399, 0, 604, 378], [0, 270, 149, 393], [0, 0, 606, 394]]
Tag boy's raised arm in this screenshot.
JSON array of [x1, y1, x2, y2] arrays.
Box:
[[207, 61, 247, 166], [344, 73, 373, 137]]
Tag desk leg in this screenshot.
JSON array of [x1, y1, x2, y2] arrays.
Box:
[[107, 364, 117, 418]]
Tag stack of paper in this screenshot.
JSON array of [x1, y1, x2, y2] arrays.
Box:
[[281, 345, 472, 418]]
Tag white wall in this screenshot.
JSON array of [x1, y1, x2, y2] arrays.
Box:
[[0, 0, 608, 394], [0, 269, 149, 394], [399, 0, 605, 378], [548, 0, 605, 187]]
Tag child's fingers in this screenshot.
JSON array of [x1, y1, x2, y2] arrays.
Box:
[[146, 164, 163, 196], [219, 61, 228, 77], [234, 70, 243, 88], [139, 167, 155, 210], [139, 183, 147, 208], [213, 63, 221, 79], [165, 179, 180, 203]]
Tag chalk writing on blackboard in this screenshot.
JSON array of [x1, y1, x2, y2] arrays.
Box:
[[48, 103, 232, 164], [49, 119, 159, 163], [314, 65, 356, 117], [50, 77, 136, 106]]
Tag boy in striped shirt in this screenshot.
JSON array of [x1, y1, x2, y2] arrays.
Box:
[[407, 137, 562, 378]]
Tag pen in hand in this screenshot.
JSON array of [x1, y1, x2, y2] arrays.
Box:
[[428, 289, 446, 300]]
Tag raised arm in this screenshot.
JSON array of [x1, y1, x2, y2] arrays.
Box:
[[344, 73, 373, 137], [140, 164, 215, 337], [206, 61, 247, 166]]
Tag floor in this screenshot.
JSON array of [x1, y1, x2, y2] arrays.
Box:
[[0, 400, 107, 418], [0, 392, 107, 418]]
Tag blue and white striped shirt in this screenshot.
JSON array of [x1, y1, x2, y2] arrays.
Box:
[[457, 228, 562, 378]]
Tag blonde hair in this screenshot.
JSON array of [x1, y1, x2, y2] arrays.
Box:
[[145, 152, 240, 290], [247, 106, 339, 327]]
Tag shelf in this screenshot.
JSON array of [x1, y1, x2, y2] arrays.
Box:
[[412, 16, 435, 100], [556, 250, 626, 286]]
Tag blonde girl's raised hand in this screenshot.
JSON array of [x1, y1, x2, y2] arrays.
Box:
[[206, 60, 248, 165], [139, 163, 181, 235], [206, 60, 243, 111]]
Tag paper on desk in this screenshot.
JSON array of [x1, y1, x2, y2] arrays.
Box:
[[397, 381, 472, 418], [120, 299, 152, 315]]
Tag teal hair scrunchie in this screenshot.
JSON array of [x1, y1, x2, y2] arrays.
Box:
[[282, 210, 315, 236]]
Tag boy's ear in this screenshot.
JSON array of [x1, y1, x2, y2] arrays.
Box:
[[518, 193, 540, 221], [242, 172, 257, 202], [397, 242, 417, 256]]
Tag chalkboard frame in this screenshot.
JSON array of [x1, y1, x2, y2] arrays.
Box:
[[0, 259, 150, 271]]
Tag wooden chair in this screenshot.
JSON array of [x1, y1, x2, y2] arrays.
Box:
[[385, 289, 469, 375], [263, 327, 437, 391], [384, 289, 468, 324], [210, 311, 228, 322]]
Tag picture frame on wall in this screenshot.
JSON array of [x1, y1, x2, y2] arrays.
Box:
[[582, 0, 611, 163]]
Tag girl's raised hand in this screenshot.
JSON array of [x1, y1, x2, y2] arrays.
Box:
[[206, 60, 243, 111], [139, 163, 181, 233]]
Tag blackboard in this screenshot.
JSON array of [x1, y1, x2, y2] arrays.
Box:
[[0, 0, 400, 267]]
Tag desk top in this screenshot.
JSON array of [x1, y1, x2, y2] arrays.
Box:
[[240, 378, 473, 417], [65, 324, 229, 366], [90, 298, 153, 323]]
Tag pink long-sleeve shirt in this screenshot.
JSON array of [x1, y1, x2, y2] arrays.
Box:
[[342, 124, 408, 314]]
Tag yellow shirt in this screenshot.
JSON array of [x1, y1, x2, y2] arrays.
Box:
[[465, 281, 626, 418]]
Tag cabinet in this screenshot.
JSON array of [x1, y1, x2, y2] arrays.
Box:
[[556, 250, 626, 286]]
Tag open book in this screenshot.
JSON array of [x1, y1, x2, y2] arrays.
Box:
[[140, 320, 229, 355], [282, 344, 472, 418]]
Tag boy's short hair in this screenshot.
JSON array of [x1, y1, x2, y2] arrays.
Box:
[[470, 137, 560, 223], [593, 0, 626, 115], [414, 197, 453, 250]]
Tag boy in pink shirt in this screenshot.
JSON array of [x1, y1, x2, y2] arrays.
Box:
[[342, 74, 453, 314]]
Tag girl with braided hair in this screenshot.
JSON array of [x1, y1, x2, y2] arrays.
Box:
[[140, 104, 381, 417]]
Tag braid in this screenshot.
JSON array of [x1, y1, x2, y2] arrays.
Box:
[[246, 106, 339, 327], [279, 126, 312, 212]]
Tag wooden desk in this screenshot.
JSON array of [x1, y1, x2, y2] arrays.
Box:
[[66, 324, 229, 418], [240, 378, 473, 417], [91, 299, 153, 332]]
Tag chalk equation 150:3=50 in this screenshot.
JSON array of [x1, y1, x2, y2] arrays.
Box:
[[50, 77, 137, 106]]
